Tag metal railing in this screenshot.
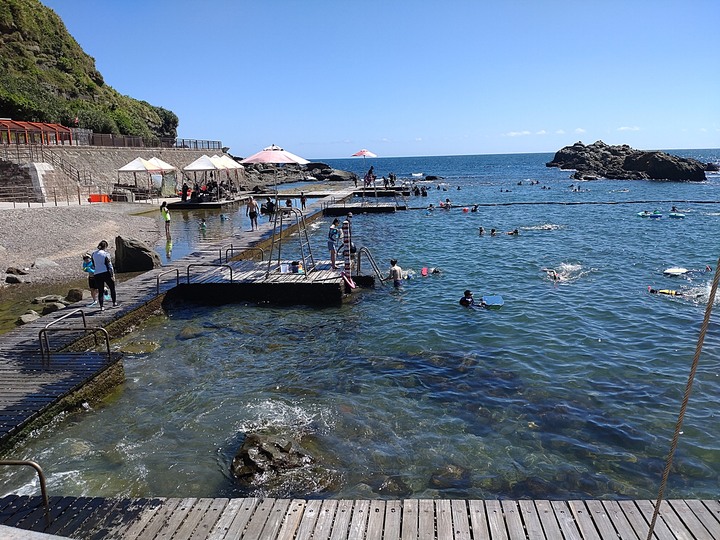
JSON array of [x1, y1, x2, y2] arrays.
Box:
[[220, 245, 265, 263], [356, 246, 387, 286], [38, 326, 111, 367], [0, 461, 51, 527], [186, 263, 233, 284], [156, 269, 180, 295]]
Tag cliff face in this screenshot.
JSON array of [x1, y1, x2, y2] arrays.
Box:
[[546, 141, 707, 182], [0, 0, 178, 139]]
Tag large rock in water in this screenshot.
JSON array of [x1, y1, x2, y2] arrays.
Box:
[[231, 432, 340, 495], [546, 140, 707, 181], [114, 236, 161, 273]]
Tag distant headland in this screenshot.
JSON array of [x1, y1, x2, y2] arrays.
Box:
[[546, 140, 714, 182]]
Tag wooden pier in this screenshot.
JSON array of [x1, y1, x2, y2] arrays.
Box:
[[0, 495, 718, 539], [170, 259, 366, 306], [323, 202, 405, 216]]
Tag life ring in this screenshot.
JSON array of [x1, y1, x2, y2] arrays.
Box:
[[341, 271, 356, 289]]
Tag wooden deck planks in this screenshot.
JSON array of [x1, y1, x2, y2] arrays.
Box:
[[1, 496, 720, 539]]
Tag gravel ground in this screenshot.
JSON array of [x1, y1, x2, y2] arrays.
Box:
[[0, 203, 161, 289]]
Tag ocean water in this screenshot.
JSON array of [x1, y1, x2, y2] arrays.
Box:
[[3, 150, 720, 501]]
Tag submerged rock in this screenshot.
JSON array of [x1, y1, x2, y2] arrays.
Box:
[[119, 340, 160, 354], [429, 464, 471, 490]]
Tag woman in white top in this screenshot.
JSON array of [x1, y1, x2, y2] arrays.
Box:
[[91, 240, 117, 310]]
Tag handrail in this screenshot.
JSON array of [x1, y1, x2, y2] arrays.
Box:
[[156, 268, 180, 295], [223, 246, 265, 263], [38, 326, 111, 366], [186, 263, 233, 284], [357, 246, 387, 286], [0, 460, 51, 527], [44, 308, 88, 331], [42, 308, 97, 351]]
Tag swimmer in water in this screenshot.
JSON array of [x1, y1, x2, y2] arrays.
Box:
[[648, 286, 683, 296], [459, 290, 475, 307], [199, 218, 207, 229], [542, 268, 561, 281], [490, 229, 497, 236], [507, 228, 519, 236], [478, 226, 485, 235]]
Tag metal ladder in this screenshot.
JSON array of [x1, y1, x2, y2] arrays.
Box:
[[266, 206, 316, 278], [356, 246, 387, 286]]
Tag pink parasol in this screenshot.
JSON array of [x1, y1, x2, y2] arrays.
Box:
[[240, 144, 310, 165], [351, 149, 377, 158]]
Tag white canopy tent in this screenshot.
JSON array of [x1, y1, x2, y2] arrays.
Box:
[[182, 155, 233, 202], [147, 157, 178, 197], [117, 157, 163, 187]]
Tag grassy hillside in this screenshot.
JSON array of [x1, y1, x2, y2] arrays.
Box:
[[0, 0, 178, 139]]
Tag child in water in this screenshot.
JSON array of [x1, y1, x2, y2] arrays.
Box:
[[199, 218, 207, 229]]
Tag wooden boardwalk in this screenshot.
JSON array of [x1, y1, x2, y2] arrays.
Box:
[[0, 495, 718, 539]]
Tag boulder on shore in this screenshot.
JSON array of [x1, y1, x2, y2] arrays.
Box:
[[114, 236, 161, 273], [546, 140, 707, 181]]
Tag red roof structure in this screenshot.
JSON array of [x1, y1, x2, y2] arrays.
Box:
[[0, 119, 73, 145]]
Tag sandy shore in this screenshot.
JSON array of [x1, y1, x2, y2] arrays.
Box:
[[0, 203, 161, 290]]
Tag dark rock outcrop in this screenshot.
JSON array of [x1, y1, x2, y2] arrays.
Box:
[[546, 141, 707, 182], [114, 236, 161, 273], [231, 432, 339, 495]]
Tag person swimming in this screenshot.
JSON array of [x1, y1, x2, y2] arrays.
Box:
[[542, 268, 561, 281], [648, 286, 683, 296], [507, 229, 519, 236]]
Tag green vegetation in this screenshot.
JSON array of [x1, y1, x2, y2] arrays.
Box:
[[0, 0, 178, 139]]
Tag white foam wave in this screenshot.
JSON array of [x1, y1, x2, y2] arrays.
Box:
[[522, 223, 564, 231]]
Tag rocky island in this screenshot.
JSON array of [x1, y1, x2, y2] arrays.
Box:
[[546, 140, 709, 181]]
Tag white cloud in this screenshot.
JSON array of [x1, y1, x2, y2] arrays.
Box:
[[415, 137, 423, 141], [504, 130, 532, 137], [617, 126, 640, 131], [555, 129, 566, 135], [536, 130, 547, 135], [574, 128, 586, 134]]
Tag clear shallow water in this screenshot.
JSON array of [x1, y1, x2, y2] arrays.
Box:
[[4, 150, 720, 500]]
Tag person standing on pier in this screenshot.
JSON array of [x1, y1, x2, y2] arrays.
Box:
[[300, 192, 307, 210], [246, 197, 259, 231], [92, 240, 117, 311], [160, 201, 171, 240], [328, 218, 342, 269]]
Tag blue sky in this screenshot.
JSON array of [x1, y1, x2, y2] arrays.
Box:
[[41, 0, 719, 159]]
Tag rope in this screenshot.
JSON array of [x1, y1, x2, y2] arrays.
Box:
[[646, 255, 720, 540], [406, 199, 720, 210]]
